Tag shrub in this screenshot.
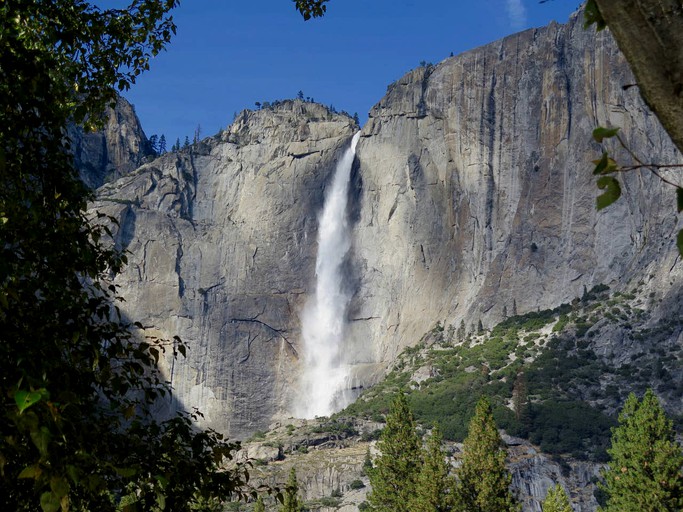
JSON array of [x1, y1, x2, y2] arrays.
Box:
[[350, 479, 365, 490]]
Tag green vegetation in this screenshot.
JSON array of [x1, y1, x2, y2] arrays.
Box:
[[367, 393, 422, 512], [600, 390, 683, 511], [1, 1, 251, 510], [349, 479, 365, 490], [541, 484, 572, 512], [409, 424, 456, 512], [280, 468, 303, 512], [253, 496, 266, 512], [339, 287, 682, 462], [369, 394, 514, 512], [455, 397, 518, 512]]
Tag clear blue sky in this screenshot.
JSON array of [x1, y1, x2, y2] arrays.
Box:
[[118, 0, 580, 145]]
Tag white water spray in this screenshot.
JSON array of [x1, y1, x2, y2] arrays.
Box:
[[296, 132, 361, 418]]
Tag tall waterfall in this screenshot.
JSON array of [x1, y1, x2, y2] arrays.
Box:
[[296, 132, 361, 419]]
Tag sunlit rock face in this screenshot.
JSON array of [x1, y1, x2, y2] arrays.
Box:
[[90, 101, 357, 437], [86, 11, 683, 440], [350, 12, 682, 365]]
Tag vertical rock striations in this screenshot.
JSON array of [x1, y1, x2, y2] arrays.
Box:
[[350, 12, 682, 363], [91, 101, 357, 437], [71, 95, 154, 189], [89, 12, 682, 438]]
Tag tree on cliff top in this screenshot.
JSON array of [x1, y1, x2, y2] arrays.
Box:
[[599, 389, 683, 511], [367, 392, 422, 512], [455, 396, 518, 512], [0, 1, 250, 510]]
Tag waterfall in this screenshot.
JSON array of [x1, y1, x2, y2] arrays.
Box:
[[296, 132, 361, 419]]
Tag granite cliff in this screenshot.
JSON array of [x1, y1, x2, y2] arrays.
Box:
[[88, 10, 681, 452], [93, 102, 357, 436], [349, 13, 682, 365]]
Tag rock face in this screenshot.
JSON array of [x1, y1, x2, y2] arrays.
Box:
[[92, 101, 357, 437], [349, 12, 682, 364], [89, 12, 683, 441], [239, 422, 601, 512], [71, 95, 153, 189]]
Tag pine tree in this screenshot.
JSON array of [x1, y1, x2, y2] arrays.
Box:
[[280, 467, 303, 512], [254, 495, 266, 512], [455, 396, 518, 512], [183, 135, 190, 148], [158, 134, 167, 154], [409, 424, 456, 512], [542, 484, 572, 512], [367, 392, 421, 512], [600, 389, 683, 511], [173, 137, 180, 152]]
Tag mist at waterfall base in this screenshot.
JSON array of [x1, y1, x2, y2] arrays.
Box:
[[295, 132, 361, 419]]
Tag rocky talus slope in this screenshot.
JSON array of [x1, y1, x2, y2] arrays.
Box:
[[233, 417, 599, 512]]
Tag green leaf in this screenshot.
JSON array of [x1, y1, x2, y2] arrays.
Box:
[[584, 0, 606, 30], [18, 464, 42, 479], [50, 476, 69, 498], [677, 188, 683, 213], [677, 230, 683, 257], [593, 126, 620, 143], [156, 491, 166, 510], [113, 466, 137, 478], [15, 389, 45, 413], [30, 426, 51, 457], [66, 465, 80, 484], [592, 152, 608, 175], [40, 491, 60, 512], [596, 176, 622, 210]]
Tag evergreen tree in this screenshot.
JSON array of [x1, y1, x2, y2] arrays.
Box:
[[361, 446, 372, 476], [0, 1, 251, 510], [254, 495, 266, 512], [353, 112, 360, 125], [183, 135, 190, 148], [455, 396, 518, 512], [409, 424, 455, 512], [600, 389, 683, 511], [367, 392, 421, 512], [280, 468, 303, 512], [174, 137, 181, 151], [542, 484, 573, 512], [297, 90, 304, 100], [158, 134, 167, 153]]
